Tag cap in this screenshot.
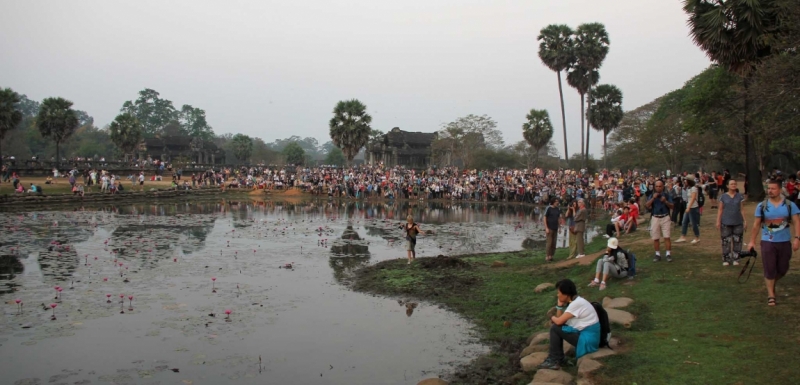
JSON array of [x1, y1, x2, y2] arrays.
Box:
[[607, 237, 619, 249]]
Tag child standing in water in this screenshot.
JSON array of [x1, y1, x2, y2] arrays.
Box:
[[404, 215, 425, 265]]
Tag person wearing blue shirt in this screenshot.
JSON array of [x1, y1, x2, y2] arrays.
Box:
[[647, 180, 675, 262], [747, 179, 800, 307]]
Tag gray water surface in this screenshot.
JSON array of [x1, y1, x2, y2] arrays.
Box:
[[0, 200, 588, 385]]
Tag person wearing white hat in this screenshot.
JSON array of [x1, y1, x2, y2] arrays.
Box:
[[588, 237, 629, 290]]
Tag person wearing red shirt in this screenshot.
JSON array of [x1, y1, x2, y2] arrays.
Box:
[[625, 198, 639, 234]]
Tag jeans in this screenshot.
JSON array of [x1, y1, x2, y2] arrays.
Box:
[[681, 207, 700, 237], [549, 324, 580, 362], [672, 199, 684, 224]]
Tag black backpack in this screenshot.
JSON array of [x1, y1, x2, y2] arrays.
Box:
[[697, 186, 705, 208], [591, 301, 612, 349]]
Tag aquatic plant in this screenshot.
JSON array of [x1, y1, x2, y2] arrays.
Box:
[[106, 294, 111, 303], [50, 303, 57, 320]]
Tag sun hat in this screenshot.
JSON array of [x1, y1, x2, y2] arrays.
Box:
[[607, 237, 619, 249]]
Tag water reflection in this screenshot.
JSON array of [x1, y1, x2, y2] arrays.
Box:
[[330, 224, 371, 281], [0, 254, 23, 294]]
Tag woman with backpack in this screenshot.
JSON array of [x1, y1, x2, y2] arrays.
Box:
[[538, 279, 602, 371], [588, 237, 629, 290]]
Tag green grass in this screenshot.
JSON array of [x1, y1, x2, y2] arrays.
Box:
[[352, 210, 800, 385]]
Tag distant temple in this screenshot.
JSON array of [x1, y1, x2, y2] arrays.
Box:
[[368, 127, 436, 168], [140, 136, 225, 164]]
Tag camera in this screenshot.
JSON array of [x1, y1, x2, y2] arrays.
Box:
[[738, 248, 758, 258]]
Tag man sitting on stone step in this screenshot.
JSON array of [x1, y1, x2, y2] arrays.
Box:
[[538, 279, 601, 370]]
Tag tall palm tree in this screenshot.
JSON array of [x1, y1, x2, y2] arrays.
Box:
[[0, 88, 23, 165], [683, 0, 781, 199], [36, 97, 79, 166], [588, 84, 624, 168], [109, 113, 143, 159], [566, 65, 599, 163], [572, 23, 610, 165], [329, 99, 372, 167], [522, 109, 554, 168], [537, 24, 574, 163]]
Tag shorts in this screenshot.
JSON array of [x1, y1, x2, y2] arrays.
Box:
[[709, 188, 718, 200], [761, 241, 792, 280], [650, 215, 672, 240], [139, 181, 144, 185]]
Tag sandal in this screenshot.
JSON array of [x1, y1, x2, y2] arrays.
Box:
[[768, 297, 776, 306], [588, 281, 599, 287], [599, 283, 607, 291]]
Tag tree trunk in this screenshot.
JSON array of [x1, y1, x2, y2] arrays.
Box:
[[582, 85, 592, 167], [557, 71, 569, 163], [743, 76, 763, 201], [579, 93, 585, 165], [603, 132, 607, 169]]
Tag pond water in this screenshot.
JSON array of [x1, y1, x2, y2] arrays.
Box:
[[0, 199, 595, 385]]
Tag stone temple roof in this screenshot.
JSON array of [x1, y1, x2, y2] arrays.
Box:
[[383, 127, 437, 147]]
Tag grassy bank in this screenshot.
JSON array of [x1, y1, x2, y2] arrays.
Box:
[[351, 203, 800, 385]]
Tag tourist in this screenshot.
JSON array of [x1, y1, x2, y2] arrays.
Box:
[[717, 179, 746, 266], [589, 237, 629, 290], [647, 179, 674, 262], [538, 279, 601, 370], [565, 201, 577, 259], [574, 199, 587, 258], [543, 198, 562, 262], [138, 172, 145, 191], [676, 177, 701, 244], [623, 198, 639, 234], [604, 209, 626, 238], [671, 177, 684, 226], [403, 215, 425, 265], [746, 179, 800, 306]]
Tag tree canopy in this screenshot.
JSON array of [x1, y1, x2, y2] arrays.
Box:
[[329, 99, 372, 166], [109, 113, 143, 156], [0, 88, 23, 163], [230, 134, 253, 164], [36, 97, 80, 164], [282, 141, 306, 165]]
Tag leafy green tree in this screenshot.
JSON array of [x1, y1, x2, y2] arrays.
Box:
[[109, 113, 144, 158], [282, 141, 305, 165], [538, 24, 574, 163], [180, 104, 214, 140], [325, 147, 346, 166], [521, 109, 554, 168], [231, 133, 253, 164], [571, 23, 609, 164], [329, 99, 372, 166], [588, 84, 623, 167], [0, 88, 23, 164], [36, 97, 79, 165], [683, 0, 784, 198], [120, 88, 178, 137]]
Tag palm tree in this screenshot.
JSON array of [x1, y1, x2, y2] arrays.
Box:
[[36, 97, 79, 166], [109, 113, 143, 160], [683, 0, 780, 199], [588, 84, 623, 168], [231, 134, 254, 164], [572, 23, 610, 165], [521, 109, 554, 168], [0, 88, 23, 165], [537, 24, 574, 163], [329, 99, 372, 167], [566, 65, 599, 163]]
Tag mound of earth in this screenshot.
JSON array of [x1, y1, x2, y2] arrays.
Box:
[[418, 255, 472, 269]]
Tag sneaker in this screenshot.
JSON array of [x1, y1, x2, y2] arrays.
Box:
[[733, 261, 740, 266], [722, 262, 730, 266], [576, 254, 586, 259], [675, 238, 687, 243], [602, 234, 610, 238], [691, 239, 700, 244], [537, 358, 561, 370], [653, 255, 661, 262], [666, 255, 673, 262]]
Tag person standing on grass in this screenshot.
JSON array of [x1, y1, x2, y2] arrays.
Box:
[[647, 180, 674, 262], [138, 172, 145, 191], [565, 201, 578, 259], [676, 177, 701, 244], [574, 199, 587, 258], [717, 179, 746, 266], [537, 279, 600, 370], [746, 179, 800, 307], [543, 198, 562, 262]]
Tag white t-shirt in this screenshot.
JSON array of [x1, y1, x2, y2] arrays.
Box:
[[565, 296, 599, 330]]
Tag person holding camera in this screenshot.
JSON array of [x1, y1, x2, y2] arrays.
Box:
[[717, 179, 746, 266], [647, 180, 674, 262], [403, 215, 425, 265], [746, 179, 800, 306], [574, 199, 588, 258], [565, 201, 578, 259], [588, 237, 628, 290]]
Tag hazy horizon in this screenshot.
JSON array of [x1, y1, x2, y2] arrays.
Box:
[[1, 0, 710, 158]]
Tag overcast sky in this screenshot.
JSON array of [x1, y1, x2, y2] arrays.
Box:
[[1, 0, 709, 158]]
